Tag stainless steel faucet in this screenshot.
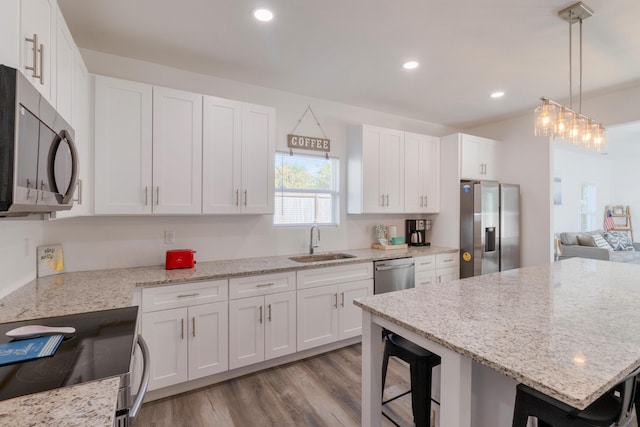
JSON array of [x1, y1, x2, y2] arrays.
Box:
[[309, 225, 320, 254]]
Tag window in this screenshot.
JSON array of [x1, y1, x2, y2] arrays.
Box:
[[580, 184, 596, 232], [274, 152, 339, 225]]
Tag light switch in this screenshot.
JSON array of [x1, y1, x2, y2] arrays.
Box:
[[164, 231, 175, 244]]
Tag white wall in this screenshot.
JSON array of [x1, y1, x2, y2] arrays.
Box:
[[552, 146, 613, 234], [42, 49, 453, 272], [468, 114, 553, 267], [0, 219, 43, 297]]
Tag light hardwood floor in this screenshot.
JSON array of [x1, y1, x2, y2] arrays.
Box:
[[134, 343, 417, 427]]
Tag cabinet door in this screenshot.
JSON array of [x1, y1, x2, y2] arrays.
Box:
[[361, 125, 384, 213], [229, 296, 265, 369], [94, 76, 153, 214], [202, 96, 242, 214], [437, 266, 459, 284], [54, 7, 74, 123], [404, 132, 439, 213], [460, 135, 482, 180], [188, 302, 229, 380], [296, 285, 339, 351], [20, 0, 55, 102], [338, 279, 372, 340], [264, 291, 296, 361], [415, 270, 437, 287], [482, 138, 498, 180], [381, 128, 404, 213], [152, 87, 203, 214], [241, 103, 275, 214], [142, 308, 188, 391], [53, 49, 89, 219]]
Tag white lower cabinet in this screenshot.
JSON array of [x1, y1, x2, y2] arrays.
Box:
[[228, 272, 297, 370], [296, 263, 373, 351], [415, 253, 459, 286], [141, 280, 229, 391]]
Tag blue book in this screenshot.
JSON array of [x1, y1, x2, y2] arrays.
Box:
[[0, 335, 64, 366]]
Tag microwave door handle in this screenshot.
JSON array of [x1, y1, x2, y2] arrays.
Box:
[[129, 335, 150, 419]]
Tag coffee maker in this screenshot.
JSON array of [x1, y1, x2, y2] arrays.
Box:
[[406, 219, 431, 246]]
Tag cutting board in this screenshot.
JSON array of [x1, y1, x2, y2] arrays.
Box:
[[371, 243, 408, 250]]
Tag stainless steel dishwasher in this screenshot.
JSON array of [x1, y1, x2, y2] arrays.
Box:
[[374, 257, 415, 294]]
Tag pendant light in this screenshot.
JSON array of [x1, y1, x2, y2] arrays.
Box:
[[534, 2, 605, 151]]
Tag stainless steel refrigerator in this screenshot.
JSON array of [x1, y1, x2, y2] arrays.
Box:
[[460, 180, 520, 278]]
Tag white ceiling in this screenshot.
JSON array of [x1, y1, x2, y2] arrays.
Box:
[[57, 0, 640, 129]]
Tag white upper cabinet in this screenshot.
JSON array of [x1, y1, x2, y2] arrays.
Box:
[[54, 5, 73, 123], [152, 87, 203, 214], [459, 134, 499, 181], [202, 98, 275, 214], [202, 96, 242, 214], [20, 0, 56, 103], [348, 124, 404, 214], [241, 103, 275, 214], [94, 76, 153, 214], [404, 132, 440, 213]]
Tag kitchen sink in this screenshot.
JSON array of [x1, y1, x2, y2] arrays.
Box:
[[289, 253, 356, 263]]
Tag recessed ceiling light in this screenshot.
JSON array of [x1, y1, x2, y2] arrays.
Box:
[[490, 91, 505, 98], [253, 8, 274, 22], [402, 61, 419, 70]]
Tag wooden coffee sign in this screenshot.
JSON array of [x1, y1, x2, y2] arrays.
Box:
[[287, 134, 330, 153]]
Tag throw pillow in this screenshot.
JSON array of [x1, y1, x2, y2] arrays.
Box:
[[603, 231, 635, 251], [592, 234, 613, 250], [576, 235, 597, 247]]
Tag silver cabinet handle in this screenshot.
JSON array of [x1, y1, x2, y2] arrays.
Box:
[[72, 179, 83, 205], [129, 335, 150, 419], [177, 293, 199, 298], [192, 317, 196, 337], [40, 180, 45, 201], [259, 305, 263, 324], [341, 292, 345, 307], [334, 293, 338, 308], [235, 189, 239, 206], [38, 42, 44, 84], [256, 283, 274, 288], [268, 304, 272, 322], [385, 194, 389, 206], [442, 259, 453, 263], [144, 186, 148, 206], [244, 190, 247, 206], [24, 34, 40, 80], [181, 318, 184, 340], [156, 186, 160, 205], [26, 179, 32, 200]]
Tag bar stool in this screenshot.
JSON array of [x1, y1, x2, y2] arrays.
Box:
[[512, 365, 640, 427], [381, 331, 441, 427]]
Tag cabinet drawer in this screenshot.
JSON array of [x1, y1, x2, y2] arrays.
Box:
[[296, 262, 374, 290], [436, 252, 459, 269], [415, 270, 437, 287], [414, 255, 435, 272], [229, 271, 296, 300], [142, 280, 229, 313]]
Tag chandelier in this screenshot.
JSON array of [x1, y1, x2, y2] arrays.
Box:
[[534, 2, 606, 151]]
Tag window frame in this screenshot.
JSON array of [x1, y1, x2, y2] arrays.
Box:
[[273, 151, 340, 227]]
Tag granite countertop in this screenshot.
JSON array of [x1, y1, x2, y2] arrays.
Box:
[[0, 245, 456, 426], [0, 378, 120, 427], [355, 257, 640, 410]]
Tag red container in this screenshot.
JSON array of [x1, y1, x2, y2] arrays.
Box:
[[165, 249, 196, 270]]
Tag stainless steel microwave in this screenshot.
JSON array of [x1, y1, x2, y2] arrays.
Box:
[[0, 65, 78, 217]]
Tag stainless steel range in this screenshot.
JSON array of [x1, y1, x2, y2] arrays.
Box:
[[0, 306, 149, 426]]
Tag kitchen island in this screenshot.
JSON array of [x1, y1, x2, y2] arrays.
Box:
[[356, 258, 640, 427]]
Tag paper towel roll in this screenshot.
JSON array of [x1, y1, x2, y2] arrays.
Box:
[[386, 225, 397, 238]]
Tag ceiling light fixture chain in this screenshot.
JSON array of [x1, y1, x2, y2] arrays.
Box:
[[534, 1, 605, 152]]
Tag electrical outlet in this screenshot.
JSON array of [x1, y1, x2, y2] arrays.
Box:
[[164, 231, 175, 244]]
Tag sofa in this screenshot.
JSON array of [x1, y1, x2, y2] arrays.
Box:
[[558, 230, 640, 264]]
